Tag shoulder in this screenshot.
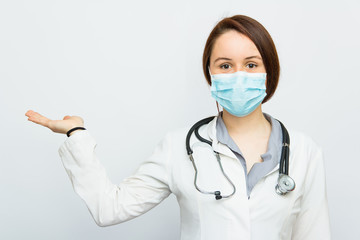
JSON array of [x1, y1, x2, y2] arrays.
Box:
[[162, 124, 192, 145], [160, 120, 210, 153], [287, 128, 324, 163], [288, 128, 322, 148], [163, 117, 214, 146], [150, 123, 191, 152]]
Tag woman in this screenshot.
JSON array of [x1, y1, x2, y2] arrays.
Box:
[[25, 15, 331, 239]]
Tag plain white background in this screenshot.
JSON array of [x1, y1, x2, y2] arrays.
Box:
[[1, 0, 359, 239]]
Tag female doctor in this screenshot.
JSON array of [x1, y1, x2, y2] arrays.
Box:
[[25, 15, 331, 240]]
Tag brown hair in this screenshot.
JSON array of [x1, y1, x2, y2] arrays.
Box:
[[202, 15, 280, 103]]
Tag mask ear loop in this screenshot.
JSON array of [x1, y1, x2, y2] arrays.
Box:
[[216, 102, 220, 114]]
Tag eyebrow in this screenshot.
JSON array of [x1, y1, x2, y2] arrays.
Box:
[[245, 55, 262, 60], [213, 55, 262, 64]]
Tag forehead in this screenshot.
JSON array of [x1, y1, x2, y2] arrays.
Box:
[[211, 30, 260, 61]]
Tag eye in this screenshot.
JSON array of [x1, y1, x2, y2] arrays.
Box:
[[220, 63, 231, 70], [246, 63, 257, 69]]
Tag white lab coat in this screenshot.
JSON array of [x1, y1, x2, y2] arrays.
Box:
[[58, 116, 331, 240]]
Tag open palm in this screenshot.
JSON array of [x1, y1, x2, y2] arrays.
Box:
[[25, 110, 84, 134]]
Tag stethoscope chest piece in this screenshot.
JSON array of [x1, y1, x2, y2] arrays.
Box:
[[275, 174, 295, 195]]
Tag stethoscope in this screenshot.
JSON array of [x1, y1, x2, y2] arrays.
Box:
[[185, 116, 295, 200]]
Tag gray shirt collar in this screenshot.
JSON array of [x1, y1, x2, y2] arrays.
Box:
[[216, 111, 282, 164]]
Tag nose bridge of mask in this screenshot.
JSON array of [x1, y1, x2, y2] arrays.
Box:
[[208, 66, 266, 79]]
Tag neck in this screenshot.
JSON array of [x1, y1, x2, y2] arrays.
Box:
[[221, 105, 270, 137]]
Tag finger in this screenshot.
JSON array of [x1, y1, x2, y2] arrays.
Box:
[[26, 110, 51, 127], [25, 109, 35, 117]]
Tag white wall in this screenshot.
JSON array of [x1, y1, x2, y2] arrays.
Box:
[[1, 0, 359, 239]]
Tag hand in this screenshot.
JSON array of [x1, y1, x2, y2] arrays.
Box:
[[25, 110, 85, 135]]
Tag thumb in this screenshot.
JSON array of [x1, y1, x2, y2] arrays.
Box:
[[63, 115, 71, 120]]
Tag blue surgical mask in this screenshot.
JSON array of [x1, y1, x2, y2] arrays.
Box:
[[209, 67, 267, 117]]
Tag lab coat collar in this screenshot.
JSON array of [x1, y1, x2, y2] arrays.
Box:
[[206, 112, 281, 177], [206, 114, 237, 158]]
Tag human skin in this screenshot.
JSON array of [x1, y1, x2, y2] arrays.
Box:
[[25, 110, 84, 136], [209, 29, 272, 172]]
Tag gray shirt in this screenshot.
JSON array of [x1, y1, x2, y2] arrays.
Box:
[[216, 111, 283, 198]]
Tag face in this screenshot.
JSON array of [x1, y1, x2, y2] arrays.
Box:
[[209, 30, 266, 76]]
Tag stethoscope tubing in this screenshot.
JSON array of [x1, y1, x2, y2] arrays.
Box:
[[186, 116, 215, 155], [186, 115, 295, 199], [277, 119, 290, 176]]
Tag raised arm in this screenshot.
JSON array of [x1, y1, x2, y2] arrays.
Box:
[[58, 130, 172, 226], [25, 110, 172, 227]]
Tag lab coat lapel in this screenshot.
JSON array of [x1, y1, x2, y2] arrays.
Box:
[[207, 116, 238, 159], [207, 115, 282, 174], [203, 116, 251, 237]]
